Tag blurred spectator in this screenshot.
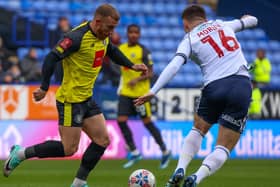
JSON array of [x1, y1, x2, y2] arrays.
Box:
[[50, 16, 72, 47], [251, 48, 271, 87], [0, 61, 22, 83], [248, 81, 262, 119], [20, 48, 41, 82], [0, 36, 15, 71], [50, 16, 72, 84], [100, 31, 121, 86]]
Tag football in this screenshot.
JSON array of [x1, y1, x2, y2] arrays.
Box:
[[128, 169, 156, 187]]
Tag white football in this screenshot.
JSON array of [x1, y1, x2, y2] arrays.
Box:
[[128, 169, 156, 187]]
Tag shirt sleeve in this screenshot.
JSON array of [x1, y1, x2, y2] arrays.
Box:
[[142, 46, 153, 66], [174, 36, 191, 64], [106, 41, 134, 68], [52, 32, 81, 58], [224, 16, 258, 32]]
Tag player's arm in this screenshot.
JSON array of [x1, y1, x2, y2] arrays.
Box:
[[34, 35, 80, 101], [225, 15, 258, 32], [128, 48, 153, 87], [106, 41, 147, 73], [134, 38, 190, 105]]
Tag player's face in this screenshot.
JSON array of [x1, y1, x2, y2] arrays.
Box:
[[96, 16, 118, 40], [127, 27, 140, 45]]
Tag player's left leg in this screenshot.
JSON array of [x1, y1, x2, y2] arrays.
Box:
[[69, 99, 109, 187], [138, 102, 171, 169], [183, 125, 240, 187], [183, 75, 251, 187], [71, 113, 109, 187]]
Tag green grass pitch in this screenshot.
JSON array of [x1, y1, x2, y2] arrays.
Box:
[[1, 159, 279, 187]]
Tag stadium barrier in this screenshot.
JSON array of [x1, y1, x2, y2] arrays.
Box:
[[0, 120, 279, 159], [0, 85, 280, 120]]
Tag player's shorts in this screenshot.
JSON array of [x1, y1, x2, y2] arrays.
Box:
[[197, 75, 252, 133], [117, 95, 152, 118], [56, 98, 102, 127]]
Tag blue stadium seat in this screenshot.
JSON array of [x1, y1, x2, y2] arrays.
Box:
[[154, 3, 165, 14], [253, 28, 267, 40], [45, 0, 57, 11], [160, 27, 172, 38], [56, 1, 69, 12], [268, 40, 280, 51], [4, 0, 21, 10], [165, 3, 177, 14], [257, 41, 269, 49], [32, 0, 45, 10], [145, 16, 157, 25], [272, 52, 280, 64], [146, 27, 160, 38], [168, 74, 186, 87], [17, 47, 29, 60], [244, 40, 258, 51], [149, 39, 163, 51], [242, 30, 255, 40], [141, 3, 153, 14], [163, 39, 176, 50]]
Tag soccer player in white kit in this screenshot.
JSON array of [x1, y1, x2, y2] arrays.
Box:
[[134, 5, 258, 187]]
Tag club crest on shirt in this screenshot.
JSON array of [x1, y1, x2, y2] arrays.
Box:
[[130, 53, 136, 58], [59, 38, 73, 50]]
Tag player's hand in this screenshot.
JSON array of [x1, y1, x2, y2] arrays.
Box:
[[241, 15, 251, 19], [134, 92, 155, 106], [131, 64, 148, 76], [33, 88, 47, 102]]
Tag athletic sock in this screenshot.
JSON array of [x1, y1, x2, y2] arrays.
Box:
[[175, 128, 203, 173], [144, 122, 167, 152], [117, 121, 136, 151], [24, 140, 65, 159], [131, 149, 140, 156], [72, 177, 87, 187], [195, 145, 229, 184], [76, 142, 106, 180]]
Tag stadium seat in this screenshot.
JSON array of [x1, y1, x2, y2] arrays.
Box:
[[272, 52, 280, 64], [17, 47, 29, 60], [268, 40, 280, 51], [257, 41, 269, 49], [154, 3, 165, 14], [141, 3, 153, 14], [244, 40, 259, 51], [253, 28, 267, 40], [168, 74, 186, 87], [149, 39, 163, 51]]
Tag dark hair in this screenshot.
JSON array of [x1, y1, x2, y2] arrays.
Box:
[[182, 5, 206, 21], [94, 3, 120, 21], [127, 24, 140, 32]]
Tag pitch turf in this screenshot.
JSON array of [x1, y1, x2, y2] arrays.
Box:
[[0, 159, 279, 187]]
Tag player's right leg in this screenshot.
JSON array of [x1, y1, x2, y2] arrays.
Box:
[[3, 100, 82, 177], [117, 95, 142, 168], [165, 114, 211, 186], [3, 126, 81, 177]]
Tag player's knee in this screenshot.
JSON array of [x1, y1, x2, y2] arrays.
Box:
[[63, 144, 79, 156], [194, 115, 211, 134], [95, 135, 110, 147], [142, 117, 152, 124]]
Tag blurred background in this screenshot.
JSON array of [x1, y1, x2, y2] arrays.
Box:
[[0, 0, 280, 161]]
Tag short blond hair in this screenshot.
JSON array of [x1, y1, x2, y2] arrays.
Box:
[[94, 4, 120, 21]]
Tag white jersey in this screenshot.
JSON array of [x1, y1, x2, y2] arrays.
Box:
[[176, 19, 249, 86], [150, 16, 257, 94]]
